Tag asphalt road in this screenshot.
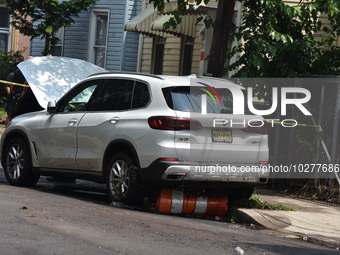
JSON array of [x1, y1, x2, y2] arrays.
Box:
[[0, 170, 338, 255]]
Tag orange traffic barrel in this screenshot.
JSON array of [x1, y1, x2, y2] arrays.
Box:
[[154, 189, 228, 217]]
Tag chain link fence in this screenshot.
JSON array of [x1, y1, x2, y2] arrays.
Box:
[[268, 77, 340, 203]]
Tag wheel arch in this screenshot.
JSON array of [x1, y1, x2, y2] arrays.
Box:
[[102, 139, 140, 177]]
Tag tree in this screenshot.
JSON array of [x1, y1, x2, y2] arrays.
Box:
[[226, 0, 339, 100], [1, 0, 98, 55], [207, 0, 235, 77], [150, 0, 339, 79], [227, 0, 339, 77]]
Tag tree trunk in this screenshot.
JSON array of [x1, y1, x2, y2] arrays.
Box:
[[43, 33, 51, 56], [207, 0, 236, 78]]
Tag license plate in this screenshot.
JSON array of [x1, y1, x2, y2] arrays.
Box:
[[212, 129, 232, 143]]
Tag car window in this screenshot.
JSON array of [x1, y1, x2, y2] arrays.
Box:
[[57, 79, 103, 113], [69, 85, 96, 104], [92, 79, 134, 111], [132, 81, 150, 109], [162, 86, 252, 114]]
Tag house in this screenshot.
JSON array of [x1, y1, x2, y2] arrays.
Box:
[[13, 0, 340, 75], [30, 0, 142, 72], [0, 3, 30, 58], [124, 0, 242, 76], [124, 0, 339, 77]]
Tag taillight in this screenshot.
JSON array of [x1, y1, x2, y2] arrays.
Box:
[[243, 121, 268, 134], [148, 116, 202, 130]]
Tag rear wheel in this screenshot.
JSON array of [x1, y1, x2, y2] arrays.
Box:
[[229, 186, 255, 201], [4, 137, 40, 186], [106, 153, 144, 205]]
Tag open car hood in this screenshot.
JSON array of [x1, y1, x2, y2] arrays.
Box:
[[18, 57, 107, 109]]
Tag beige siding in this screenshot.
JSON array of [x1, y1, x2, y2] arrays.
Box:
[[163, 36, 181, 75], [141, 37, 153, 73], [283, 0, 300, 5], [161, 25, 204, 75], [138, 4, 205, 75], [315, 13, 334, 46], [136, 0, 212, 75], [191, 24, 203, 74], [140, 31, 204, 75]]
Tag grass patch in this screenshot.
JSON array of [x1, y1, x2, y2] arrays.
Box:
[[0, 107, 6, 114], [235, 195, 295, 211], [0, 107, 6, 117]]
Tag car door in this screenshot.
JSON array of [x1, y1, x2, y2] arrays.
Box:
[[37, 79, 104, 169], [75, 78, 135, 172]]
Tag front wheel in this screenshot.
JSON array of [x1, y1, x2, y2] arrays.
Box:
[[106, 153, 144, 205], [3, 137, 40, 186]]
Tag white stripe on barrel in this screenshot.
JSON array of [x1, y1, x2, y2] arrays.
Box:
[[171, 189, 184, 214]]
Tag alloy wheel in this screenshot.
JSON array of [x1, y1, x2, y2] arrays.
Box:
[[6, 143, 24, 180], [109, 159, 130, 199]]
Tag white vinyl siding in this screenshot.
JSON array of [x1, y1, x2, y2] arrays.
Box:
[[30, 0, 142, 71]]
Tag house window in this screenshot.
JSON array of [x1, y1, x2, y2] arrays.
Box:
[[0, 6, 10, 52], [89, 9, 109, 68], [180, 36, 194, 75], [51, 28, 64, 56], [152, 36, 165, 75]]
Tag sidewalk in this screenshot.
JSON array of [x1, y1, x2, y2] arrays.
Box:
[[236, 188, 340, 250]]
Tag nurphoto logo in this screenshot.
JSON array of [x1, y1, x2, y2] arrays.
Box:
[[200, 86, 311, 116], [198, 81, 311, 128]]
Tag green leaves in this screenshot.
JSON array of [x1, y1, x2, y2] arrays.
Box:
[[270, 33, 293, 44], [229, 0, 339, 79], [45, 26, 53, 34]]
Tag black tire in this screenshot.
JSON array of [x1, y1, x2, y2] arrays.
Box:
[[3, 137, 40, 187], [229, 186, 255, 201], [106, 153, 144, 205]]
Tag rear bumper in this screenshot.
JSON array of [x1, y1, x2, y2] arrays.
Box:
[[138, 160, 269, 186]]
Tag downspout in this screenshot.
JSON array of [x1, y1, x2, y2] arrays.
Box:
[[136, 0, 146, 72], [8, 14, 13, 53], [122, 1, 129, 71]]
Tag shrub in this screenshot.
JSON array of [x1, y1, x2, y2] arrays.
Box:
[[0, 50, 24, 108]]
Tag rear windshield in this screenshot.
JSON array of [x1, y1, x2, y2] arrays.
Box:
[[162, 86, 252, 114]]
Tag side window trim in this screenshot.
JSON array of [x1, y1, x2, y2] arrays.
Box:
[[85, 79, 107, 111], [131, 79, 151, 110]]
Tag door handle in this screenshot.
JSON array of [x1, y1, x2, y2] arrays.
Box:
[[68, 118, 77, 126], [110, 117, 120, 124]]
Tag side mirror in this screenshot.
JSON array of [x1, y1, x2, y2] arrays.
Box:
[[47, 101, 56, 113]]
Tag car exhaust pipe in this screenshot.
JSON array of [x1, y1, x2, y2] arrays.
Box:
[[153, 189, 228, 217]]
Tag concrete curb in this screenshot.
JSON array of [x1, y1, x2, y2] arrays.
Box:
[[235, 208, 340, 251]]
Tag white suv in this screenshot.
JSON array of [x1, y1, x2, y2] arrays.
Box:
[[1, 71, 269, 204]]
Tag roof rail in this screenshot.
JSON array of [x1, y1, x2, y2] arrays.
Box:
[[88, 71, 164, 80]]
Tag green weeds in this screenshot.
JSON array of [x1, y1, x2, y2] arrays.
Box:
[[235, 195, 295, 211]]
